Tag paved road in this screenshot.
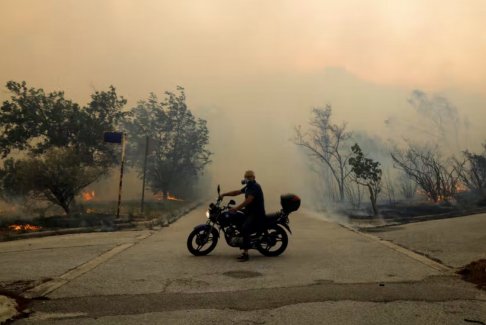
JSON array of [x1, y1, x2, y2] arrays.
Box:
[[1, 207, 485, 324]]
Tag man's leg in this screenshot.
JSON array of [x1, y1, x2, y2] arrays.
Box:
[[238, 214, 255, 261]]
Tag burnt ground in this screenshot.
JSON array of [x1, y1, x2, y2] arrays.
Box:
[[0, 201, 201, 242], [458, 260, 486, 290], [0, 281, 38, 324], [345, 202, 486, 228]]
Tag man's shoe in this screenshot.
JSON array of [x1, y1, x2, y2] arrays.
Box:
[[236, 253, 249, 262]]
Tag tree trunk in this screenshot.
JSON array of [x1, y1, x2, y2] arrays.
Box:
[[61, 202, 70, 216], [368, 185, 378, 217], [339, 183, 345, 202]]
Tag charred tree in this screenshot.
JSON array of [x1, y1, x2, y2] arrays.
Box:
[[293, 106, 352, 202], [391, 144, 459, 203], [454, 143, 486, 198]]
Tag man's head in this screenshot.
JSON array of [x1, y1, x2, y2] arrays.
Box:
[[242, 170, 256, 184]]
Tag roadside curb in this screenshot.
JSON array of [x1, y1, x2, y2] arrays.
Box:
[[353, 207, 486, 230], [23, 233, 153, 299], [339, 223, 453, 273], [0, 201, 203, 242]]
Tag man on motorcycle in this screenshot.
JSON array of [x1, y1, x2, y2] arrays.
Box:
[[219, 170, 266, 262]]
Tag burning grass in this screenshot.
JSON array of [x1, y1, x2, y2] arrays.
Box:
[[457, 259, 486, 290], [8, 224, 41, 232], [0, 198, 192, 240], [81, 190, 95, 201]]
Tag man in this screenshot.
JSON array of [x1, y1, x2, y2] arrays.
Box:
[[219, 170, 266, 262]]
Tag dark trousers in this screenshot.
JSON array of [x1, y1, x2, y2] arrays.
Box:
[[241, 213, 262, 250]]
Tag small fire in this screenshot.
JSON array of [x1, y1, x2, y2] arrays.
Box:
[[9, 224, 42, 232], [167, 193, 183, 201], [456, 182, 468, 193], [415, 189, 447, 203], [153, 192, 184, 201], [86, 208, 96, 214], [82, 191, 95, 201]]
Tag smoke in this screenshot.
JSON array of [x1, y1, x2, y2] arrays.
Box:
[[384, 90, 471, 154], [55, 76, 486, 220], [1, 0, 486, 219]]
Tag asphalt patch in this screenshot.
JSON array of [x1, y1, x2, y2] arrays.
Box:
[[25, 276, 483, 318], [223, 270, 263, 278], [457, 259, 486, 290]]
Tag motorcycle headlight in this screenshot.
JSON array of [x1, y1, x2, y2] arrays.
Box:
[[206, 210, 210, 218]]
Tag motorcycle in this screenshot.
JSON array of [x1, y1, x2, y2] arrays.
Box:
[[187, 185, 301, 257]]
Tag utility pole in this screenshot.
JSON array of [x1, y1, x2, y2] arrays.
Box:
[[141, 135, 149, 214], [116, 133, 127, 219]]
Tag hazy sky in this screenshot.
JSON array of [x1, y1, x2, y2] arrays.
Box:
[[1, 0, 485, 205]]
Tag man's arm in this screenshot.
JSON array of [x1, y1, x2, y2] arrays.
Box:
[[233, 195, 254, 211], [220, 189, 243, 198]]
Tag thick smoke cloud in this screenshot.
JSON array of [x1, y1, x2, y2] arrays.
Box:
[[1, 1, 486, 215]]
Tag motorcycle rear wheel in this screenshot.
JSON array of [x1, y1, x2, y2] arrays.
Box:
[[187, 227, 219, 256], [256, 225, 288, 257]]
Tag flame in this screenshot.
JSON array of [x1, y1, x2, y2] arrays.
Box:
[[82, 191, 95, 201], [153, 192, 183, 201], [456, 182, 468, 193], [9, 224, 42, 232], [415, 189, 448, 203], [167, 193, 183, 201]]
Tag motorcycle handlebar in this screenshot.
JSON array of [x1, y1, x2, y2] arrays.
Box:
[[215, 198, 235, 211]]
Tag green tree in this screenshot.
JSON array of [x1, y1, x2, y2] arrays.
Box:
[[124, 87, 211, 198], [0, 81, 128, 214], [349, 143, 382, 216], [1, 148, 105, 214]]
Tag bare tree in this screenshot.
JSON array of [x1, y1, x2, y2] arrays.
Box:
[[382, 170, 397, 205], [391, 144, 459, 203], [294, 106, 352, 202], [398, 172, 417, 200], [345, 182, 363, 209], [454, 143, 486, 198]]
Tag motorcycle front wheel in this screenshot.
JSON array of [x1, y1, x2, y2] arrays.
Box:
[[187, 227, 219, 256], [256, 225, 288, 257]]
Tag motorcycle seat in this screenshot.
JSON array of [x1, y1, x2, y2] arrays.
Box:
[[265, 212, 281, 221]]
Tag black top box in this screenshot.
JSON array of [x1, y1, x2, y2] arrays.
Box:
[[280, 194, 301, 213]]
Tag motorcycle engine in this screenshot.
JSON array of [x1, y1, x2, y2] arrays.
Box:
[[225, 226, 242, 247]]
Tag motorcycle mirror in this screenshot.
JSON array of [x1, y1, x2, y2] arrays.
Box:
[[217, 185, 220, 195], [229, 200, 236, 205]]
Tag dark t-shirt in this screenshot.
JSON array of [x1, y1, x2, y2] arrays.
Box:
[[241, 181, 266, 217]]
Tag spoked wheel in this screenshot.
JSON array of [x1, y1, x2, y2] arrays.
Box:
[[256, 225, 288, 257], [187, 227, 219, 256]]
